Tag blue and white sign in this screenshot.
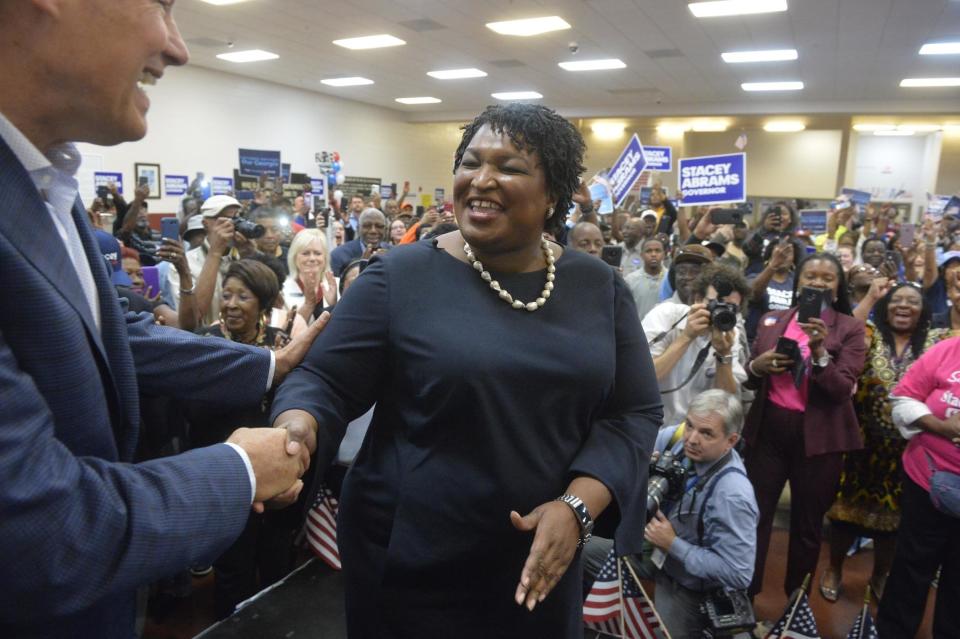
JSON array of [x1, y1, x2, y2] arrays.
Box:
[[608, 134, 647, 206], [678, 153, 746, 206], [311, 178, 326, 198], [840, 187, 871, 206], [588, 182, 615, 215], [164, 174, 189, 196], [281, 163, 291, 184], [211, 177, 234, 195], [643, 146, 672, 173], [434, 188, 445, 203], [799, 209, 828, 234], [381, 184, 394, 200], [238, 148, 281, 178], [94, 171, 123, 195]]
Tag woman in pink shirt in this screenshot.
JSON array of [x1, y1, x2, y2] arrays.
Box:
[[877, 336, 960, 638]]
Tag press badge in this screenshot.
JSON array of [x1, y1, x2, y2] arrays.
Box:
[[651, 547, 667, 569]]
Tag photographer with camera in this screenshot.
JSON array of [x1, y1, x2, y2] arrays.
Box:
[[642, 261, 750, 426], [583, 390, 758, 638]]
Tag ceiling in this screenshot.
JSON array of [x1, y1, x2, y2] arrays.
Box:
[[176, 0, 960, 123]]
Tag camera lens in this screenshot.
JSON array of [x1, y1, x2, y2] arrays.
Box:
[[234, 218, 265, 239]]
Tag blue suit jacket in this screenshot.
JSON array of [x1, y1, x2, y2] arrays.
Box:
[[0, 137, 273, 638]]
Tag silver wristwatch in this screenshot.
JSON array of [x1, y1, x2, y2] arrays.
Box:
[[556, 494, 594, 547]]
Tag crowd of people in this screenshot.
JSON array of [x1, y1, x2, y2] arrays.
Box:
[[2, 3, 960, 638]]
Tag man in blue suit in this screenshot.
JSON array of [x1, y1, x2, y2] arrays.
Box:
[[0, 1, 324, 636]]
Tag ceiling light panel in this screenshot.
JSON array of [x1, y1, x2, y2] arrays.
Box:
[[591, 122, 627, 139], [741, 81, 804, 91], [919, 42, 960, 55], [688, 0, 788, 18], [764, 121, 805, 132], [216, 49, 279, 63], [491, 91, 543, 100], [395, 97, 442, 104], [200, 0, 252, 5], [427, 68, 488, 79], [332, 34, 406, 50], [486, 16, 571, 36], [721, 49, 798, 63], [321, 77, 375, 87], [874, 130, 915, 136], [559, 59, 627, 71], [852, 124, 896, 131], [900, 77, 960, 87]]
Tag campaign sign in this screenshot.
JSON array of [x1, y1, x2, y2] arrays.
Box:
[[799, 209, 828, 234], [841, 188, 871, 206], [678, 153, 746, 206], [211, 177, 234, 195], [434, 188, 445, 203], [164, 175, 189, 196], [281, 163, 291, 184], [643, 146, 672, 173], [94, 171, 124, 195], [238, 149, 281, 179], [608, 134, 647, 205], [381, 184, 394, 200]]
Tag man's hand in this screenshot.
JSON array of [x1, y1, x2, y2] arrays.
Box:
[[133, 183, 150, 201], [208, 218, 235, 256], [769, 240, 792, 269], [226, 427, 310, 504], [710, 328, 734, 356], [157, 238, 190, 275], [644, 510, 677, 551], [511, 502, 580, 612], [682, 303, 712, 341], [693, 211, 718, 240], [273, 311, 331, 384]]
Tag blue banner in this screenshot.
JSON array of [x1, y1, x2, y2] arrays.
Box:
[[840, 187, 871, 206], [94, 171, 124, 195], [238, 148, 281, 178], [678, 153, 746, 206], [281, 163, 291, 184], [608, 134, 647, 206], [211, 177, 234, 195], [164, 174, 189, 196], [799, 209, 828, 234], [643, 146, 672, 173]]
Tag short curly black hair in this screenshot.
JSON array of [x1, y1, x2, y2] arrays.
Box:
[[453, 103, 586, 236]]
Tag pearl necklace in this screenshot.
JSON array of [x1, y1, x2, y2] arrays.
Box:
[[463, 238, 556, 312]]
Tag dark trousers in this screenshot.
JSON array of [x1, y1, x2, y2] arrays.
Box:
[[877, 475, 960, 638], [744, 403, 842, 597]]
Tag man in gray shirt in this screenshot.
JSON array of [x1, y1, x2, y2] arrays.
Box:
[[624, 237, 667, 321]]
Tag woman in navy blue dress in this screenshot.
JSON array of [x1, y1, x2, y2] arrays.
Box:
[[271, 104, 663, 638]]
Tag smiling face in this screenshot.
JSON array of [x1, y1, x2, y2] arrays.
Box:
[[360, 214, 386, 246], [453, 124, 554, 256], [390, 219, 406, 243], [861, 239, 887, 269], [886, 285, 923, 334], [295, 238, 327, 275], [220, 276, 260, 340]]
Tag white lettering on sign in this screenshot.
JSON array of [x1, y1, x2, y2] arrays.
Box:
[[679, 163, 740, 192], [611, 150, 643, 190]]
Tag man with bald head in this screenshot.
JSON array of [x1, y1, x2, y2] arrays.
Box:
[[0, 2, 324, 636], [331, 207, 388, 275], [568, 221, 605, 259]]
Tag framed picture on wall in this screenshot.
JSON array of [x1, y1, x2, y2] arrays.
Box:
[[134, 163, 161, 199]]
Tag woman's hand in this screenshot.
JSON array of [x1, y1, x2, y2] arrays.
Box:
[[751, 348, 795, 376], [798, 317, 829, 356], [157, 238, 190, 275], [864, 276, 893, 304], [323, 270, 338, 306], [710, 327, 734, 356], [301, 270, 320, 305], [511, 502, 580, 612]]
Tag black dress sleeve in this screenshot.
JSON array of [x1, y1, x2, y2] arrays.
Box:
[[567, 275, 663, 555]]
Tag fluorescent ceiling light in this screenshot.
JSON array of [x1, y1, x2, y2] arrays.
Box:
[[200, 0, 251, 5], [559, 59, 627, 71], [491, 91, 543, 100], [395, 97, 442, 105], [486, 16, 571, 36], [875, 130, 915, 136], [898, 124, 941, 132], [688, 0, 787, 18], [764, 121, 805, 132], [321, 77, 374, 87], [853, 123, 895, 131], [741, 81, 803, 91], [943, 124, 960, 134], [427, 68, 488, 80], [691, 120, 729, 132], [216, 49, 279, 63], [332, 34, 406, 50], [591, 122, 626, 138], [900, 77, 960, 87], [721, 49, 798, 63], [920, 42, 960, 55]]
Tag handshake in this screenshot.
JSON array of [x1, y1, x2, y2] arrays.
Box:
[[226, 419, 317, 512]]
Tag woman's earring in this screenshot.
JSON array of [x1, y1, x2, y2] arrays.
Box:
[[546, 206, 555, 219]]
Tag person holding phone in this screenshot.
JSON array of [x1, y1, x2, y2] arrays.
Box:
[[742, 253, 867, 599], [742, 203, 796, 276]]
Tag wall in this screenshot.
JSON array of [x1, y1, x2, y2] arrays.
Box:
[[937, 132, 960, 197], [76, 65, 464, 214]]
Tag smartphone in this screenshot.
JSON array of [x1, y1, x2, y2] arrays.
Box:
[[140, 266, 160, 299], [600, 245, 623, 267], [340, 196, 349, 212], [899, 223, 916, 247], [775, 336, 800, 359], [138, 176, 149, 188], [797, 287, 826, 324], [96, 185, 109, 200], [711, 208, 744, 225], [160, 217, 179, 241]]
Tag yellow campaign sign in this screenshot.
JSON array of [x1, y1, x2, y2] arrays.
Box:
[[420, 193, 434, 207]]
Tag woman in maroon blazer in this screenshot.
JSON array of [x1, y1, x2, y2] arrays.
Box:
[[742, 252, 867, 598]]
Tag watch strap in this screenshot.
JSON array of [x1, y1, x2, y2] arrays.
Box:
[[556, 494, 593, 547]]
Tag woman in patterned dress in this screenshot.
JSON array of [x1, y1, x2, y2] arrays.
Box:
[[820, 282, 946, 601]]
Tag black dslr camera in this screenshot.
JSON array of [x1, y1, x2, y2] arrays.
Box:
[[699, 588, 756, 637], [233, 217, 265, 239], [706, 300, 738, 332], [646, 449, 688, 520]]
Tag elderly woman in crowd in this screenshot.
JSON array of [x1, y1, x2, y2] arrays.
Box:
[[742, 252, 867, 598], [270, 103, 662, 638], [877, 335, 960, 638], [821, 283, 948, 602], [282, 229, 337, 323]]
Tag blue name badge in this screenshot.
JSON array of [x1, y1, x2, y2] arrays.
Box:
[[678, 153, 746, 206]]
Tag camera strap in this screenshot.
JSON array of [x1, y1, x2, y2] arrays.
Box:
[[649, 310, 689, 345], [660, 342, 712, 394]]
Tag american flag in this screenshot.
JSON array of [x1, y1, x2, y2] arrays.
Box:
[[305, 485, 341, 570], [765, 591, 821, 639], [583, 548, 666, 639], [845, 605, 878, 639]]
